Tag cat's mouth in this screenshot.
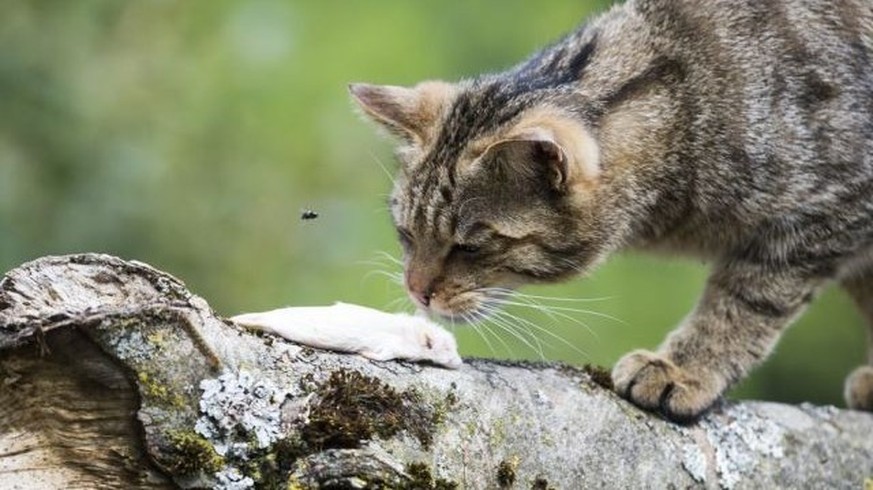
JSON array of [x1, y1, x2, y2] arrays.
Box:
[[417, 289, 512, 325], [424, 308, 490, 326]]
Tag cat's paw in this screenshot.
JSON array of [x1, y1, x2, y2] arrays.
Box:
[[612, 349, 724, 424], [844, 365, 873, 411]]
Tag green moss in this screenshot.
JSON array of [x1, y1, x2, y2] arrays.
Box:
[[582, 364, 614, 391], [243, 436, 308, 490], [530, 476, 555, 490], [432, 385, 461, 427], [301, 369, 442, 451], [496, 458, 518, 488], [559, 363, 614, 391], [164, 430, 224, 475], [145, 330, 168, 348], [491, 417, 508, 446], [402, 462, 459, 490], [445, 382, 460, 407], [204, 369, 452, 489], [137, 371, 186, 408]]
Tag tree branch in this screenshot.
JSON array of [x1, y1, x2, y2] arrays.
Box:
[[1, 254, 871, 489]]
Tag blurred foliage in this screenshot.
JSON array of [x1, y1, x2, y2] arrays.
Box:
[[0, 0, 865, 406]]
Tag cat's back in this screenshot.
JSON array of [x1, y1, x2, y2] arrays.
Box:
[[606, 0, 873, 255], [634, 0, 873, 173], [634, 0, 872, 73], [639, 0, 872, 33]]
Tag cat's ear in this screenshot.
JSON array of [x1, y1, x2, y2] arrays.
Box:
[[482, 125, 599, 192], [492, 132, 570, 190], [349, 81, 455, 144]]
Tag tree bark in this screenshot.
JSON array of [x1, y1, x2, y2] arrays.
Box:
[[0, 254, 871, 489]]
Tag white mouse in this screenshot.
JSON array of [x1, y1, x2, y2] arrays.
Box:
[[231, 302, 462, 369]]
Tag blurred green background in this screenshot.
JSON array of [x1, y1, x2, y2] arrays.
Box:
[[0, 0, 865, 406]]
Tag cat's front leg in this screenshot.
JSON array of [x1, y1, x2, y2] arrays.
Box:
[[842, 271, 873, 411], [612, 262, 821, 423]]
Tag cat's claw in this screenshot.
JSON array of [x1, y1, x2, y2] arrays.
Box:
[[612, 349, 725, 424]]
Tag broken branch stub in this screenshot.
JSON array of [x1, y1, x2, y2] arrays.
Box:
[[1, 254, 872, 489]]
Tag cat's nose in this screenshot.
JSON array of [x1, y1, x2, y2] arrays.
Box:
[[406, 268, 435, 308], [412, 290, 432, 307]]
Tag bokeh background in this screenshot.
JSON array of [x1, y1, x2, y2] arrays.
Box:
[[1, 0, 866, 406]]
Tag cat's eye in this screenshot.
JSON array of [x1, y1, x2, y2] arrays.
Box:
[[396, 227, 414, 249], [452, 243, 482, 256]]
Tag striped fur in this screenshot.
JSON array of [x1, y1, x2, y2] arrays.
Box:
[[352, 0, 873, 422]]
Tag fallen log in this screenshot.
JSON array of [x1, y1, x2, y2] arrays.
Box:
[[0, 254, 871, 489]]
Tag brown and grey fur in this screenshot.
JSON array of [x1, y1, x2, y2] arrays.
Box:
[[350, 0, 873, 423]]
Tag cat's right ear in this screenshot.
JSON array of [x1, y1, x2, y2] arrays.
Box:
[[349, 81, 455, 144]]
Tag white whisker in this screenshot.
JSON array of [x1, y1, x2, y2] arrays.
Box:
[[384, 296, 410, 312], [495, 289, 615, 304], [373, 250, 403, 266], [480, 305, 547, 359], [492, 299, 626, 326], [361, 269, 404, 285], [472, 286, 610, 360], [368, 151, 396, 185], [463, 312, 497, 357], [495, 306, 590, 360], [493, 294, 601, 341], [475, 315, 515, 357]]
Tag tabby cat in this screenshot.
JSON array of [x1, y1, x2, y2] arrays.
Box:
[[350, 0, 873, 422]]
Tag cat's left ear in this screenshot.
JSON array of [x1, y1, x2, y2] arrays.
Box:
[[349, 81, 456, 144], [483, 124, 600, 192]]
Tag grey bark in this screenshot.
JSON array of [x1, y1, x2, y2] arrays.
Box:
[[0, 253, 871, 489]]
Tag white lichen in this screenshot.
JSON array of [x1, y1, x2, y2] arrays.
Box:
[[533, 390, 554, 408], [194, 370, 290, 484], [799, 402, 839, 420], [195, 370, 287, 453], [214, 466, 255, 490], [702, 405, 785, 489], [104, 328, 154, 363], [681, 443, 707, 483]]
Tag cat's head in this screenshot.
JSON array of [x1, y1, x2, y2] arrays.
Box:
[[351, 79, 614, 321]]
